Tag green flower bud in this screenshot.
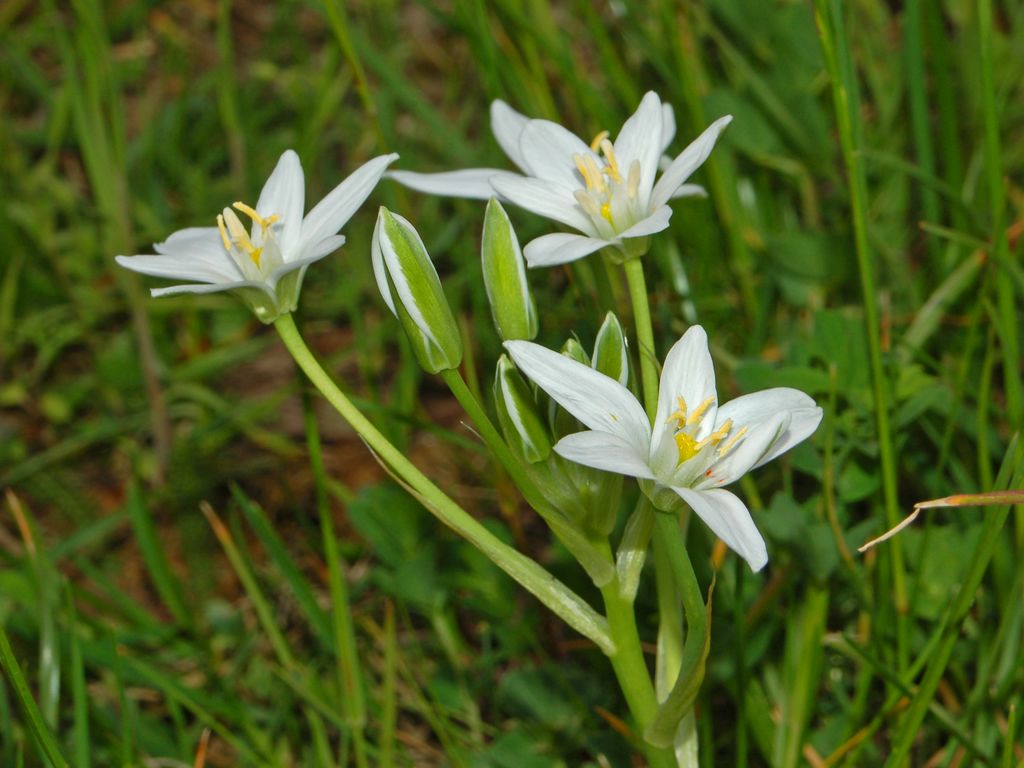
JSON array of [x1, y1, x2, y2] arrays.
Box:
[[494, 355, 552, 463], [481, 199, 538, 341], [591, 311, 629, 386], [373, 208, 463, 374], [560, 337, 590, 365]]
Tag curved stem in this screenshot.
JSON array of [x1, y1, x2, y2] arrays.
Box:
[[274, 314, 613, 654]]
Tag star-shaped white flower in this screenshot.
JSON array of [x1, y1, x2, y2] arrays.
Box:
[[505, 326, 823, 571], [117, 150, 398, 322], [389, 92, 730, 267]]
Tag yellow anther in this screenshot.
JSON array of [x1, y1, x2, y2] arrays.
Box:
[[220, 208, 263, 266], [589, 130, 610, 152], [217, 214, 232, 252], [584, 155, 606, 192], [599, 139, 621, 182], [695, 419, 732, 450], [668, 396, 688, 426], [718, 426, 748, 457], [233, 201, 281, 233], [686, 396, 715, 427], [600, 202, 613, 223]]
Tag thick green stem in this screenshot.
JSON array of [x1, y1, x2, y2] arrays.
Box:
[[601, 581, 680, 768], [274, 314, 613, 653], [623, 258, 660, 421]]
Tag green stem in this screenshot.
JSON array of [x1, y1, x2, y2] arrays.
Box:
[[600, 580, 680, 768], [623, 258, 660, 421], [439, 368, 615, 586], [813, 0, 909, 671], [274, 314, 613, 654]]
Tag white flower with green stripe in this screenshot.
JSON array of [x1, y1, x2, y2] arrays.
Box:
[[505, 326, 823, 571], [390, 92, 730, 267], [117, 150, 398, 322]]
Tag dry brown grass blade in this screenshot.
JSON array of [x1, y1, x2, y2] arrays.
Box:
[[858, 490, 1024, 553]]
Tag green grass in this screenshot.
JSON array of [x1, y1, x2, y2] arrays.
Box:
[[2, 0, 1023, 765]]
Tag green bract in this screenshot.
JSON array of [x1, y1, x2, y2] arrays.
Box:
[[481, 199, 538, 341], [372, 208, 463, 373]]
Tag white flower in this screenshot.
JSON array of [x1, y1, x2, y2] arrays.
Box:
[[505, 326, 823, 571], [117, 150, 398, 322], [389, 93, 730, 267]]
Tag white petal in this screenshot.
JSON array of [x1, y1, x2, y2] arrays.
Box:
[[150, 279, 272, 298], [715, 388, 823, 470], [612, 92, 663, 208], [155, 226, 222, 251], [154, 227, 240, 271], [650, 115, 732, 210], [504, 340, 651, 455], [490, 176, 594, 234], [387, 168, 522, 200], [115, 253, 237, 284], [298, 153, 398, 258], [370, 212, 396, 316], [523, 233, 607, 267], [651, 326, 718, 450], [671, 184, 707, 199], [295, 234, 346, 263], [660, 102, 676, 155], [517, 119, 593, 188], [490, 100, 531, 170], [554, 431, 655, 479], [617, 206, 672, 239], [701, 411, 790, 489], [672, 486, 767, 572], [255, 150, 305, 253], [266, 241, 341, 285]]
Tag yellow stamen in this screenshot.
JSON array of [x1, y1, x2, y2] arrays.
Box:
[[718, 426, 748, 457], [599, 138, 621, 183], [687, 396, 715, 427], [600, 202, 613, 223], [574, 190, 601, 217], [627, 160, 641, 198], [217, 214, 232, 252], [584, 155, 606, 193], [668, 396, 688, 426], [693, 419, 733, 453], [589, 130, 610, 152], [233, 201, 281, 234], [221, 208, 262, 266]]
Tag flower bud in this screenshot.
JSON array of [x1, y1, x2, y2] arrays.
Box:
[[372, 208, 463, 373], [481, 199, 538, 341], [494, 355, 552, 464], [591, 312, 629, 386], [560, 337, 590, 365]]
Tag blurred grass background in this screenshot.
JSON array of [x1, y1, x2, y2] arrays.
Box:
[[1, 0, 1022, 765]]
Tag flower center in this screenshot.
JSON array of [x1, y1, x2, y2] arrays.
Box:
[[217, 201, 281, 273], [667, 395, 746, 465], [571, 131, 642, 232]]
